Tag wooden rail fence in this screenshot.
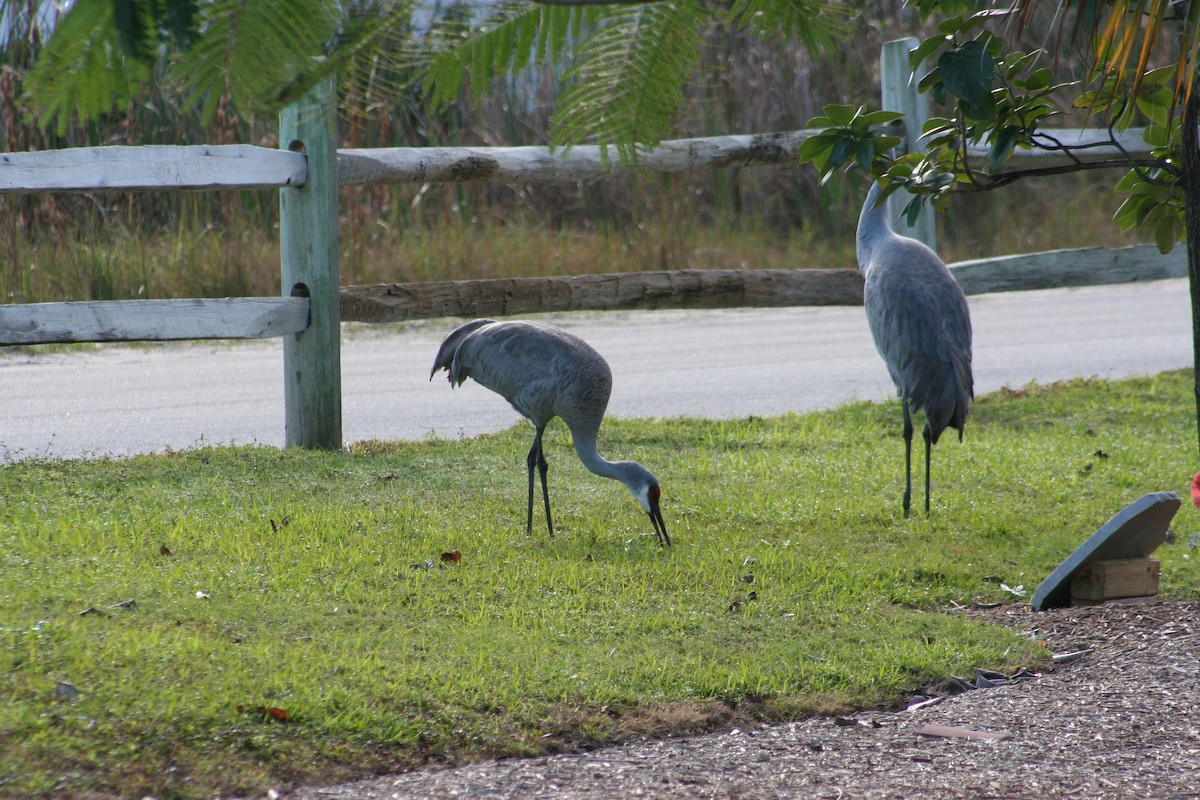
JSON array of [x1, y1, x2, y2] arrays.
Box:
[[0, 38, 1182, 450]]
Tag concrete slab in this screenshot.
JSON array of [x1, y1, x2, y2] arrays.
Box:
[[1031, 491, 1180, 611]]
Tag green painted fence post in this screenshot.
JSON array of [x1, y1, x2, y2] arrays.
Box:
[[279, 78, 342, 449], [881, 37, 937, 251]]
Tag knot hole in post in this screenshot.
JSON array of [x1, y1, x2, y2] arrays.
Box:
[[290, 283, 311, 336]]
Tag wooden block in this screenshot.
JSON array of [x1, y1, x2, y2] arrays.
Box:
[[1031, 492, 1178, 611], [1070, 558, 1160, 603]]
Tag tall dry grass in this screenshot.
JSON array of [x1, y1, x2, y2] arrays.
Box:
[[0, 1, 1151, 304]]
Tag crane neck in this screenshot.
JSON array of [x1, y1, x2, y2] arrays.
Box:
[[572, 429, 626, 483], [856, 181, 892, 276]]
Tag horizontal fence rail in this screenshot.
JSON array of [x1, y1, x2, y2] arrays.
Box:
[[0, 297, 310, 345], [961, 127, 1152, 170], [0, 128, 1156, 195], [948, 243, 1186, 294], [338, 244, 1186, 323], [337, 131, 820, 185], [0, 145, 307, 193], [340, 268, 866, 322]]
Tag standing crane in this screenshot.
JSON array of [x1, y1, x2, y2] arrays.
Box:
[[430, 319, 669, 546], [856, 181, 973, 517]]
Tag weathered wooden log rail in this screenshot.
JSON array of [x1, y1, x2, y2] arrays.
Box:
[[338, 244, 1186, 323], [339, 268, 866, 322]]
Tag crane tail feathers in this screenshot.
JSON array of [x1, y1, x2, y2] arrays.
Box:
[[431, 319, 498, 386]]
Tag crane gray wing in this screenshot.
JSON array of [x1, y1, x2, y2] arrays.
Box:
[[434, 320, 612, 427], [864, 246, 973, 439]]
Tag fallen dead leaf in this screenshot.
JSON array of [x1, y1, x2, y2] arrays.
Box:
[[916, 724, 1010, 742]]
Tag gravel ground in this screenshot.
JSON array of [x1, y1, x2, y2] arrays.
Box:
[[274, 600, 1200, 800]]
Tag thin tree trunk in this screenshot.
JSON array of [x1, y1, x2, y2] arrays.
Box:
[[1184, 91, 1200, 453]]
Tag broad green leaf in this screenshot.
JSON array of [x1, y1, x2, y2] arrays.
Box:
[[1022, 67, 1052, 92], [873, 134, 902, 154], [938, 40, 994, 105], [819, 103, 859, 127], [1115, 169, 1144, 192], [1000, 50, 1040, 77], [909, 35, 947, 71], [1135, 91, 1173, 127], [1155, 207, 1182, 253], [829, 136, 855, 168], [904, 196, 925, 227], [796, 134, 834, 162], [857, 110, 907, 127], [987, 126, 1019, 169], [854, 137, 875, 171], [1143, 125, 1171, 148]]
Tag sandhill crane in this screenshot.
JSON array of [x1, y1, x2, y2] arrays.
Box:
[[430, 319, 669, 546], [856, 181, 973, 517]]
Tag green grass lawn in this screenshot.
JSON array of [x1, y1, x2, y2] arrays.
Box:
[[2, 371, 1199, 799]]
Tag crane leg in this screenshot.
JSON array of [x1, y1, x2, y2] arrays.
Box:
[[536, 433, 554, 537], [923, 424, 932, 515], [902, 401, 914, 518], [527, 426, 554, 537], [526, 436, 538, 536]]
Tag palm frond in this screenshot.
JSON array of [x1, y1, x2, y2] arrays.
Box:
[[423, 2, 597, 110], [23, 0, 149, 134], [548, 1, 707, 163], [727, 0, 851, 50], [172, 0, 344, 122]]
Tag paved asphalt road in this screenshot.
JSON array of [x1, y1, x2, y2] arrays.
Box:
[[0, 278, 1190, 461]]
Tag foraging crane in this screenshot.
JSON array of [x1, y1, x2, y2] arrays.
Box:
[[856, 181, 973, 516], [431, 319, 669, 546]]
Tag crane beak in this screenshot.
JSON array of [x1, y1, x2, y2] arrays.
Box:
[[648, 500, 670, 547]]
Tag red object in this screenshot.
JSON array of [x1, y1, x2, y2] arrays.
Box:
[[1191, 472, 1200, 507]]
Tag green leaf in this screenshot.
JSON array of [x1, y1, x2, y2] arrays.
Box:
[[908, 35, 947, 71], [1154, 207, 1182, 253], [1022, 67, 1053, 92], [829, 136, 855, 168], [904, 196, 925, 227], [857, 110, 906, 127], [987, 126, 1019, 169], [1135, 92, 1173, 127], [937, 40, 994, 105], [1000, 50, 1040, 77], [1143, 125, 1171, 148], [873, 134, 902, 154], [1115, 169, 1144, 192], [819, 103, 859, 127], [796, 134, 834, 163], [854, 137, 876, 171]]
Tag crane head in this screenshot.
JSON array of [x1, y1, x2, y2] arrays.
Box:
[[632, 479, 669, 548]]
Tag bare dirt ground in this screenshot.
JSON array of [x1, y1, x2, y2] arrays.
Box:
[[277, 600, 1200, 800]]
